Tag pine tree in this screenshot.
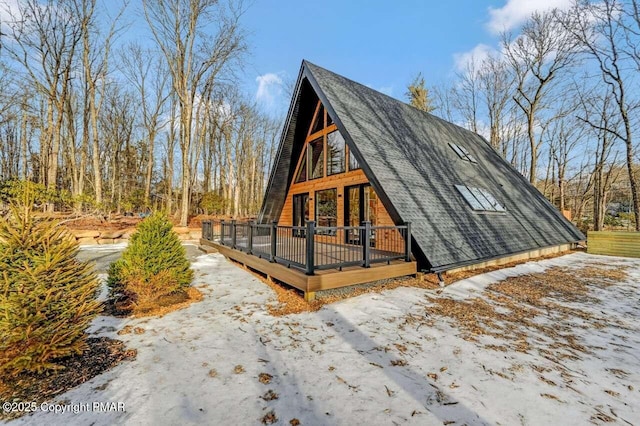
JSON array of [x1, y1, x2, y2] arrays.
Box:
[[108, 212, 193, 313], [0, 195, 101, 378], [406, 72, 436, 113]]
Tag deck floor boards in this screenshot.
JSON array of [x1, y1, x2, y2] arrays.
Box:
[[200, 239, 417, 295]]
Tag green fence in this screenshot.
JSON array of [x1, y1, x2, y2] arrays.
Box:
[[587, 231, 640, 258]]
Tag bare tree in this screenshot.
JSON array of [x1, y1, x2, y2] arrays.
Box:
[[478, 55, 515, 154], [143, 0, 246, 226], [119, 43, 169, 206], [560, 0, 640, 230], [430, 83, 455, 122], [503, 10, 579, 184], [544, 98, 585, 212], [452, 59, 480, 133], [75, 0, 126, 208], [5, 0, 83, 210]]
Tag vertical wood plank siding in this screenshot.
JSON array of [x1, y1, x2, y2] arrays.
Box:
[[278, 169, 402, 252]]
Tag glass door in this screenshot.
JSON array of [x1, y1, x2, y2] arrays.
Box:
[[344, 184, 377, 245], [292, 193, 309, 237]]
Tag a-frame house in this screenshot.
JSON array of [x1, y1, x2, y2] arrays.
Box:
[[202, 61, 584, 300], [259, 61, 584, 273]]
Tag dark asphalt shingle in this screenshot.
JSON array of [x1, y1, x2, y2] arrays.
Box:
[[260, 61, 585, 271]]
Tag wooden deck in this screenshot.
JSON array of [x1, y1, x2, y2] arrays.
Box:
[[200, 238, 417, 301]]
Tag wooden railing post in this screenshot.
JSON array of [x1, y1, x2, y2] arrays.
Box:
[[270, 221, 277, 262], [363, 221, 371, 268], [248, 221, 255, 254], [405, 222, 412, 262], [305, 220, 315, 275], [220, 220, 226, 245], [231, 219, 237, 249]]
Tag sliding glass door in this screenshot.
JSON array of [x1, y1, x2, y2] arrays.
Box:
[[292, 193, 309, 237], [344, 184, 377, 245]]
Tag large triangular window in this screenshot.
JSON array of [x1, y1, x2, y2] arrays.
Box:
[[292, 99, 359, 183]]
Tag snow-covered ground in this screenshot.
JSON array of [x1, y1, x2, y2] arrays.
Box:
[[6, 250, 640, 425]]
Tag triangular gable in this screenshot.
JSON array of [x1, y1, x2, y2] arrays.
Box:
[[260, 60, 585, 272]]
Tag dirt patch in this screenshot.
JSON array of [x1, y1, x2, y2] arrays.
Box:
[[0, 337, 136, 421], [262, 274, 441, 316], [237, 250, 584, 316], [134, 287, 204, 317], [104, 287, 204, 318], [422, 265, 629, 359], [443, 249, 579, 284]]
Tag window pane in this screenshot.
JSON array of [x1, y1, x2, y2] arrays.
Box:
[[449, 142, 467, 159], [349, 149, 360, 171], [479, 189, 505, 212], [315, 189, 337, 228], [327, 131, 345, 175], [309, 137, 324, 179], [294, 145, 307, 183], [449, 142, 477, 164], [326, 112, 334, 126], [363, 185, 378, 225], [455, 184, 483, 210], [456, 184, 506, 212], [469, 187, 496, 211], [311, 105, 324, 134], [347, 187, 360, 227]]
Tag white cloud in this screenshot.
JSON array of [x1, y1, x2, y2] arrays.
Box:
[[486, 0, 573, 34], [255, 72, 284, 107], [453, 43, 498, 72]]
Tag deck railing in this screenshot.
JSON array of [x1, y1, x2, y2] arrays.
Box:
[[202, 219, 412, 275]]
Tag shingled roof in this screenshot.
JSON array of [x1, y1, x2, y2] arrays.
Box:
[[259, 60, 585, 272]]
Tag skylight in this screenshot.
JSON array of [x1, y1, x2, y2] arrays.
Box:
[[449, 142, 477, 164], [455, 185, 506, 212]]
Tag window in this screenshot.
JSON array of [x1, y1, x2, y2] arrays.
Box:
[[455, 184, 505, 212], [309, 137, 324, 179], [349, 149, 360, 171], [315, 188, 338, 230], [293, 100, 347, 183], [449, 142, 477, 164], [310, 105, 325, 134], [327, 131, 345, 175], [295, 146, 307, 183]]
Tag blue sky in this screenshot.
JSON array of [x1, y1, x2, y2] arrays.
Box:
[[1, 0, 574, 116], [242, 0, 574, 115]]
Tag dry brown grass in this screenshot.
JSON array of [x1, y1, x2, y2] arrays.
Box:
[[423, 265, 629, 358], [229, 248, 626, 323], [131, 287, 203, 318], [235, 250, 583, 316], [260, 272, 440, 316], [443, 249, 577, 284]]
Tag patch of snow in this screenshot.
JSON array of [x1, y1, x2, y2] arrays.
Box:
[[78, 243, 128, 251], [7, 252, 640, 425]]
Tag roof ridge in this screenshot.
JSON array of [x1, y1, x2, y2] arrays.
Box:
[[302, 60, 490, 141]]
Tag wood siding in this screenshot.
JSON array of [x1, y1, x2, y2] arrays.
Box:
[[587, 231, 640, 258], [278, 168, 402, 252]]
